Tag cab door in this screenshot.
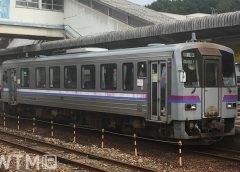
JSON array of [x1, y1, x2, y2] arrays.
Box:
[[150, 61, 167, 122], [8, 68, 17, 105], [203, 59, 220, 117]]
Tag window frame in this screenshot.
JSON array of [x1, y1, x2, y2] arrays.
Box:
[[100, 63, 117, 90], [16, 0, 64, 11], [81, 65, 96, 90], [181, 49, 202, 88], [137, 61, 147, 78], [42, 0, 64, 11], [220, 50, 236, 87], [35, 67, 46, 88], [2, 70, 8, 87], [64, 65, 77, 89], [49, 66, 60, 89], [16, 0, 39, 9], [122, 63, 134, 91], [204, 61, 219, 88], [20, 68, 30, 88]]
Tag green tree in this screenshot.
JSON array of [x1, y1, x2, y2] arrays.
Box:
[[146, 0, 240, 15]]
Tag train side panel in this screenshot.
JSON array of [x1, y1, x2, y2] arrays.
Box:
[[1, 51, 173, 121]]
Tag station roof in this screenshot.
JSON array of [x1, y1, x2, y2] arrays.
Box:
[[98, 0, 176, 24], [0, 11, 240, 61], [77, 0, 177, 27]]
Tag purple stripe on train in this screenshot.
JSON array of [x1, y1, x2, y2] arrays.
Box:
[[168, 96, 201, 103], [223, 95, 238, 102], [15, 89, 148, 101]]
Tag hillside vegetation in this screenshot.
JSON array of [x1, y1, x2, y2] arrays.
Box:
[[146, 0, 240, 15]]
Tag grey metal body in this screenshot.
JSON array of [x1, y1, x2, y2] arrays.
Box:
[[2, 45, 173, 121], [1, 42, 237, 140]]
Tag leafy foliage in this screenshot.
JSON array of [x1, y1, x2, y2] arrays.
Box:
[[146, 0, 240, 15]]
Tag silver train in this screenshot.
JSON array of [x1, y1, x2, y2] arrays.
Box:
[[1, 42, 237, 144]]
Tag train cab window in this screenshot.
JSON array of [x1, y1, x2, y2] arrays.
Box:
[[137, 62, 147, 78], [20, 68, 30, 87], [182, 50, 200, 87], [123, 63, 134, 91], [237, 76, 240, 84], [220, 50, 236, 87], [101, 64, 117, 90], [81, 65, 95, 89], [3, 70, 8, 87], [49, 67, 60, 88], [36, 67, 46, 88], [64, 66, 77, 89]]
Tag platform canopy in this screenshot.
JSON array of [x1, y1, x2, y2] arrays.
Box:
[[0, 11, 240, 61]]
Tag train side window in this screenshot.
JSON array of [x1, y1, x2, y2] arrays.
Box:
[[64, 66, 77, 89], [36, 67, 46, 88], [137, 62, 147, 78], [81, 65, 95, 89], [3, 70, 8, 87], [101, 63, 117, 90], [123, 63, 134, 91], [20, 68, 30, 87], [49, 67, 60, 88]]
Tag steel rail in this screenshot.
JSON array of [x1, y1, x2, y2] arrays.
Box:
[[187, 147, 240, 163], [0, 129, 157, 172], [0, 131, 109, 172]]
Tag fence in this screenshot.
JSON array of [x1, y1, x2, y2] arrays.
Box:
[[0, 112, 183, 167]]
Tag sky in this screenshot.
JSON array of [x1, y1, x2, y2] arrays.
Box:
[[128, 0, 156, 6]]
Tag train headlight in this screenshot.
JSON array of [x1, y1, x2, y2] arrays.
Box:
[[185, 104, 197, 111], [226, 103, 236, 109]]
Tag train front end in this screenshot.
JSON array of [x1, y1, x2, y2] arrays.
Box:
[[173, 43, 237, 143]]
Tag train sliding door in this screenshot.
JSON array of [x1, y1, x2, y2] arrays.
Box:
[[8, 68, 17, 105], [203, 59, 220, 118], [150, 61, 167, 122]]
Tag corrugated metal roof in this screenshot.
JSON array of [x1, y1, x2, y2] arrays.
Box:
[[98, 0, 177, 24], [40, 11, 240, 48], [0, 11, 240, 57]]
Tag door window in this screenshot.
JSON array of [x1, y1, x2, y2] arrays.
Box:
[[160, 63, 166, 116], [3, 70, 8, 87], [205, 62, 219, 87], [123, 63, 134, 91], [137, 62, 147, 78], [20, 68, 30, 87], [151, 63, 158, 116]]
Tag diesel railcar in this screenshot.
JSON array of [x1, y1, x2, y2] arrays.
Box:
[[1, 42, 237, 144]]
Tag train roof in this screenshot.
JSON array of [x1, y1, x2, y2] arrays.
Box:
[[2, 42, 233, 65]]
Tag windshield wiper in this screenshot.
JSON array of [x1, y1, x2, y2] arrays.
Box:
[[192, 87, 196, 94], [227, 87, 232, 93]]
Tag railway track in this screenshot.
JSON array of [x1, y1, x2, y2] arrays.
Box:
[[187, 147, 240, 163], [0, 128, 157, 172], [236, 102, 240, 126]]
